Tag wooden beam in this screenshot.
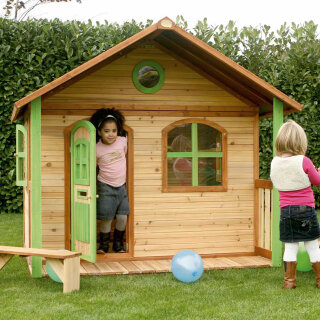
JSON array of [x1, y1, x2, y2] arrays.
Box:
[[255, 246, 272, 259], [42, 109, 257, 118], [255, 179, 273, 189], [253, 114, 260, 249], [259, 107, 301, 119]]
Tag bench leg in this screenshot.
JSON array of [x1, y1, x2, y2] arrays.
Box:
[[63, 256, 80, 293], [0, 254, 13, 270]]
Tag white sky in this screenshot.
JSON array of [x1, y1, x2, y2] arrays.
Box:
[[8, 0, 320, 30]]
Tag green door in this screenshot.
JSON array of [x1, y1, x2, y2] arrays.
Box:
[[71, 120, 96, 262]]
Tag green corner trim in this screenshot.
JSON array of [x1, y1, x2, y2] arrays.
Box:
[[272, 97, 283, 267], [30, 97, 42, 277], [132, 60, 165, 93]]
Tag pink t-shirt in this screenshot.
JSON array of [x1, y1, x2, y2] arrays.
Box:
[[96, 136, 127, 187], [279, 156, 320, 208]]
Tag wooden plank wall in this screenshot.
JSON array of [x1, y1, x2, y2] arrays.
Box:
[[40, 42, 255, 254], [41, 115, 82, 249], [40, 115, 254, 255], [43, 43, 251, 110], [127, 116, 254, 257]]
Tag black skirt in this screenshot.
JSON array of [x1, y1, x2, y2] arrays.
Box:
[[280, 205, 320, 242]]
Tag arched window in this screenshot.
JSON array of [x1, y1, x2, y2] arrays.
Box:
[[162, 119, 227, 192]]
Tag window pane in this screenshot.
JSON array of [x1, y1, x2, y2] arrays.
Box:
[[198, 158, 222, 186], [168, 124, 192, 152], [75, 144, 80, 180], [198, 123, 221, 152], [138, 66, 160, 88], [168, 157, 192, 186]]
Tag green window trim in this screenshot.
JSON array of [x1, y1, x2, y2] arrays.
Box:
[[163, 119, 227, 192], [16, 124, 27, 187], [74, 138, 90, 185], [132, 60, 165, 93], [167, 123, 223, 187]]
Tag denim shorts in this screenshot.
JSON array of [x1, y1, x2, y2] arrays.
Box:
[[280, 205, 320, 242], [97, 181, 130, 220]]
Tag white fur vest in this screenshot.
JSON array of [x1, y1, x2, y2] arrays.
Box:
[[270, 155, 310, 191]]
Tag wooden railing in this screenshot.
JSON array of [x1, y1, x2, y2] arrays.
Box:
[[255, 179, 273, 256]]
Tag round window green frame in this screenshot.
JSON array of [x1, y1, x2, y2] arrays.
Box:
[[132, 60, 165, 93]]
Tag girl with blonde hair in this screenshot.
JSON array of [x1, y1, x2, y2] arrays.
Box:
[[271, 120, 320, 289]]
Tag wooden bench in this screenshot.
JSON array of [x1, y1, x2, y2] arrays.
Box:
[[0, 246, 81, 293]]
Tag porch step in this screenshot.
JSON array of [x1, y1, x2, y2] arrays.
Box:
[[77, 256, 271, 276]]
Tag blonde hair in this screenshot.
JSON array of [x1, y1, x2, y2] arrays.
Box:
[[275, 120, 307, 156]]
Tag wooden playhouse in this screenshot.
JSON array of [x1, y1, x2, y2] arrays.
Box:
[[11, 17, 302, 276]]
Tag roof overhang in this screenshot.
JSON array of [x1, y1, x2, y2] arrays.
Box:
[[11, 17, 302, 121]]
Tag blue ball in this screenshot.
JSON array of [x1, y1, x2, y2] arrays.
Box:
[[171, 250, 204, 283]]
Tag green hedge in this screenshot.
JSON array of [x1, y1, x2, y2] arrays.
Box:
[[0, 18, 151, 213], [1, 17, 320, 212]]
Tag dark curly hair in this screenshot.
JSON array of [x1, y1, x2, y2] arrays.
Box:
[[90, 108, 125, 141]]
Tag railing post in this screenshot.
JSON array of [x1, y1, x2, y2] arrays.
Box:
[[272, 97, 283, 267]]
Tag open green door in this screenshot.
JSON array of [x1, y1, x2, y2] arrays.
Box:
[[71, 120, 96, 262]]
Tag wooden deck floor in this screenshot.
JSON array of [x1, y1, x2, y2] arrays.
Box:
[[46, 256, 271, 276]]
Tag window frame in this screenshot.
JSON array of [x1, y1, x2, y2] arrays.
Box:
[[16, 124, 28, 187], [162, 118, 228, 193], [132, 60, 165, 94], [74, 138, 90, 185]]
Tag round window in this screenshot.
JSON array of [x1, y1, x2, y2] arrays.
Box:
[[132, 60, 165, 93]]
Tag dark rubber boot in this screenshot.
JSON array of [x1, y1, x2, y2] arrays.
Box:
[[97, 232, 110, 254], [283, 261, 297, 289], [113, 229, 125, 253]]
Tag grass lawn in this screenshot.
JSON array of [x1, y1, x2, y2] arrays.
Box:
[[1, 214, 320, 320]]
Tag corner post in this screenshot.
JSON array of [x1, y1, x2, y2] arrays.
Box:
[[272, 97, 283, 267], [30, 97, 42, 277]]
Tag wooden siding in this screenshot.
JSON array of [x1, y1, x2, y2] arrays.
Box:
[[127, 115, 254, 257], [40, 43, 255, 255], [43, 43, 250, 110], [40, 114, 255, 256], [41, 115, 80, 249]]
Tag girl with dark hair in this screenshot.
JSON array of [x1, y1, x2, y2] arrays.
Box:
[[90, 108, 129, 253]]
